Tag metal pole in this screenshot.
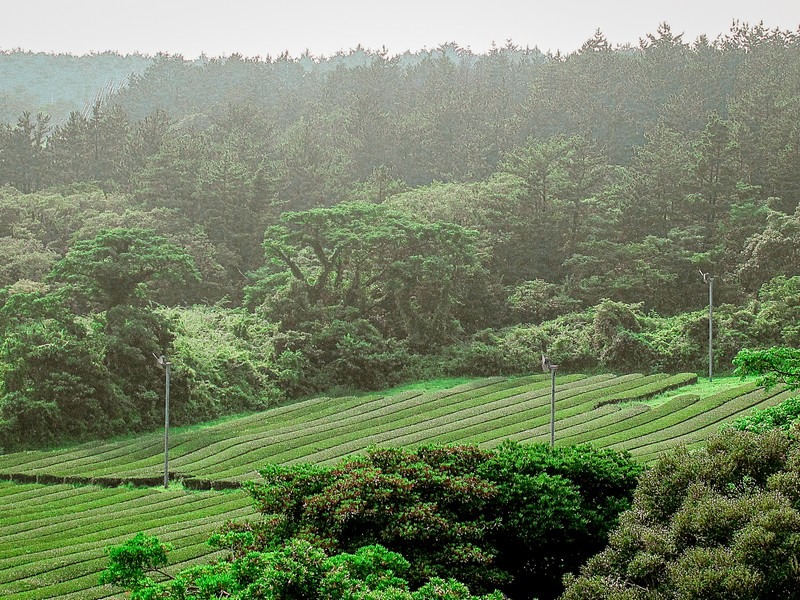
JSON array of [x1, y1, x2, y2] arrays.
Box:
[[700, 272, 714, 382], [550, 366, 556, 448], [164, 361, 170, 489], [541, 354, 558, 448], [708, 276, 713, 382]]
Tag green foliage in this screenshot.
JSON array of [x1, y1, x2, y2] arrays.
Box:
[[242, 446, 500, 590], [0, 236, 57, 288], [589, 300, 654, 372], [447, 289, 800, 378], [47, 227, 200, 310], [447, 302, 707, 376], [225, 443, 640, 599], [101, 537, 505, 600], [733, 346, 800, 390], [318, 544, 411, 598], [441, 334, 532, 377], [4, 25, 800, 452], [0, 289, 128, 449], [562, 427, 800, 599], [100, 443, 639, 599], [0, 185, 127, 252], [250, 202, 480, 351], [506, 279, 580, 324], [737, 209, 800, 292], [477, 442, 643, 599], [99, 532, 172, 591], [443, 311, 597, 377], [0, 372, 792, 597], [243, 202, 484, 392], [272, 318, 412, 396], [729, 395, 800, 433], [563, 237, 694, 313], [160, 305, 282, 422], [0, 230, 270, 449], [752, 276, 800, 346], [730, 346, 800, 433]]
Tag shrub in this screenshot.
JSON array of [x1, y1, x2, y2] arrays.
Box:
[[101, 538, 505, 600], [161, 305, 282, 422], [101, 443, 640, 600], [729, 395, 800, 433], [274, 318, 413, 395], [232, 442, 641, 600], [562, 427, 800, 599]]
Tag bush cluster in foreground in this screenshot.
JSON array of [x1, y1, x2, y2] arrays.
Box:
[[102, 442, 642, 600], [562, 426, 800, 599]]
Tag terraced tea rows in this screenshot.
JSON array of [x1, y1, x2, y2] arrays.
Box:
[[0, 372, 791, 599], [0, 482, 255, 599], [1, 373, 705, 484]]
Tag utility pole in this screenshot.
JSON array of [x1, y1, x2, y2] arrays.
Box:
[[541, 354, 559, 448], [700, 271, 714, 381], [155, 354, 172, 488]]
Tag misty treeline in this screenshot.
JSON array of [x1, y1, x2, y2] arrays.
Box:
[[1, 21, 800, 449], [0, 50, 153, 128]]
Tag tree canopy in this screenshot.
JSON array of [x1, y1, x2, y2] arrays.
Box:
[[47, 227, 199, 310], [101, 442, 642, 600], [562, 427, 800, 599], [250, 202, 480, 349]]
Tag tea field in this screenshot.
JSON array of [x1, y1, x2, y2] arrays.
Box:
[[0, 372, 790, 598]]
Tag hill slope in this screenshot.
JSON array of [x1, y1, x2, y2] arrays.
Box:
[[0, 372, 791, 599]]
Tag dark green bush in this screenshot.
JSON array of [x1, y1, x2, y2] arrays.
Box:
[[229, 442, 641, 600], [562, 427, 800, 599], [274, 318, 414, 396]]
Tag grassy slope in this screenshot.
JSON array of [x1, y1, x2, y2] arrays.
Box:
[[0, 372, 787, 599]]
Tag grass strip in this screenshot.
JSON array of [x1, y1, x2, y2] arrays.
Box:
[[209, 376, 610, 470], [575, 382, 760, 449], [594, 373, 697, 406]]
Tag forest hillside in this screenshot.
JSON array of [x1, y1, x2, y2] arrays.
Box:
[[1, 22, 800, 450]]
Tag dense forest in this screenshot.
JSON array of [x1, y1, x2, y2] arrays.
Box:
[[1, 21, 800, 450]]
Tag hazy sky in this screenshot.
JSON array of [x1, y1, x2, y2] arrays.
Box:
[[2, 0, 798, 58]]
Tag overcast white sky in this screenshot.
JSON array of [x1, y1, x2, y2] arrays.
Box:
[[1, 0, 798, 58]]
